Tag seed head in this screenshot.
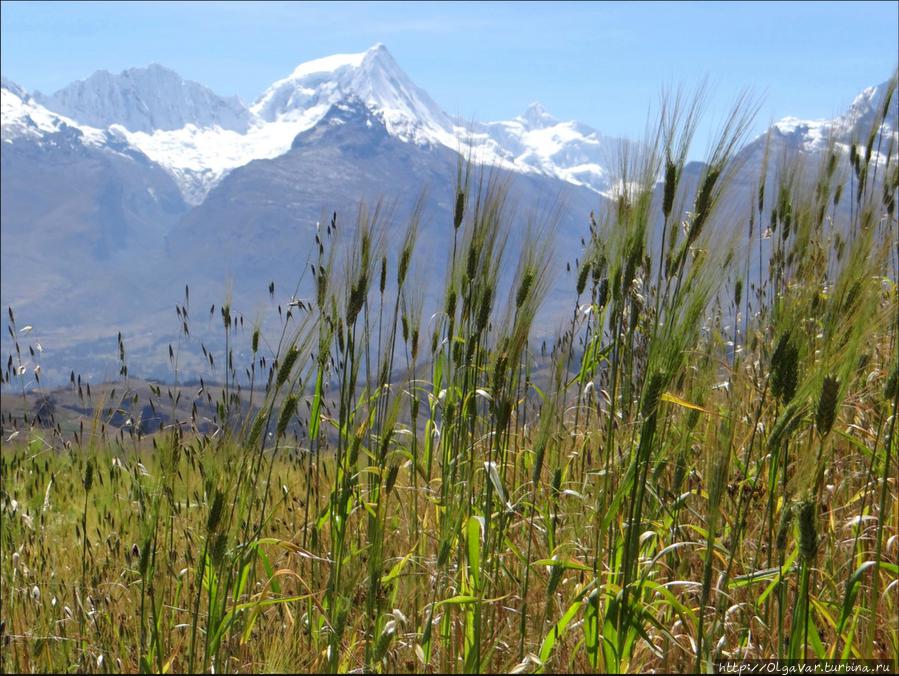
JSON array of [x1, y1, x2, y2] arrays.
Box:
[[347, 282, 365, 325], [466, 241, 478, 283], [641, 371, 665, 418], [690, 166, 721, 243], [576, 261, 590, 297], [276, 394, 298, 439], [797, 498, 818, 561], [385, 464, 399, 495], [211, 532, 228, 566], [517, 270, 535, 309], [770, 334, 798, 404], [207, 490, 225, 534], [398, 247, 411, 287], [454, 190, 465, 230], [476, 289, 492, 334], [446, 289, 457, 319], [411, 327, 419, 361], [815, 375, 839, 437], [83, 461, 94, 492], [597, 278, 609, 309], [247, 411, 267, 448], [663, 158, 678, 219], [337, 320, 346, 354], [276, 346, 300, 390]]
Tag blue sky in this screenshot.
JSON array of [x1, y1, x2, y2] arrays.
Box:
[[2, 1, 897, 145]]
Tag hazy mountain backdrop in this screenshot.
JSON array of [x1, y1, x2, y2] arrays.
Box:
[[1, 45, 895, 384]]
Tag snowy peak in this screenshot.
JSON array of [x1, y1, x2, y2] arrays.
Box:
[[250, 51, 366, 121], [839, 77, 898, 139], [518, 102, 558, 130], [252, 43, 453, 142], [766, 76, 898, 156], [2, 76, 101, 144], [467, 103, 615, 195], [2, 77, 166, 176], [770, 116, 833, 153], [347, 44, 454, 139], [34, 64, 252, 133], [1, 76, 27, 100]]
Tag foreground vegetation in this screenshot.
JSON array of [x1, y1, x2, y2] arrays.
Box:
[[2, 84, 898, 673]]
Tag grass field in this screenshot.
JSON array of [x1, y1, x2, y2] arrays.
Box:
[[2, 84, 898, 673]]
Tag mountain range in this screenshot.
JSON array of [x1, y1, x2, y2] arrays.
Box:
[[1, 44, 896, 384], [19, 45, 623, 206]]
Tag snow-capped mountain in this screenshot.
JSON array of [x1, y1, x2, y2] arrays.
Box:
[[241, 44, 618, 197], [2, 46, 895, 382], [767, 79, 897, 156], [34, 64, 251, 134], [2, 75, 174, 169], [1, 76, 27, 103], [11, 45, 621, 204], [6, 46, 897, 209], [470, 102, 617, 194], [2, 76, 108, 147], [2, 76, 188, 383], [165, 94, 601, 348], [835, 80, 897, 153], [1, 76, 186, 259], [122, 44, 460, 204], [253, 43, 454, 142]]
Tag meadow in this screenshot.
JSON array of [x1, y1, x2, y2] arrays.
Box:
[[1, 84, 897, 673]]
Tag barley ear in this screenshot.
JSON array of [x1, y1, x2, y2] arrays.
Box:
[[815, 375, 839, 437], [797, 498, 818, 561]]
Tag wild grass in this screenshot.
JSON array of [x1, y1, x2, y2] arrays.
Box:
[[1, 81, 898, 673]]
